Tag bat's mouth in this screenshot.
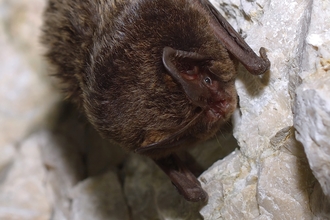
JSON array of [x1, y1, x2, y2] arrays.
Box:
[[206, 98, 234, 123]]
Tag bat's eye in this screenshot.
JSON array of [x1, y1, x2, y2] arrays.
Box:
[[204, 77, 212, 85]]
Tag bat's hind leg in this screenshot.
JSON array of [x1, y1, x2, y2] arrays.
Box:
[[154, 154, 208, 202]]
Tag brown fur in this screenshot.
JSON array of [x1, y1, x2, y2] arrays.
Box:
[[41, 0, 237, 159]]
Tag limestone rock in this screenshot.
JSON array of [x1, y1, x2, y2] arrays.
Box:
[[70, 170, 130, 220], [294, 67, 330, 197], [200, 128, 315, 219], [0, 0, 60, 148], [256, 128, 314, 219], [0, 0, 59, 218], [38, 130, 86, 219], [293, 0, 330, 198], [200, 0, 330, 219], [0, 133, 51, 220]]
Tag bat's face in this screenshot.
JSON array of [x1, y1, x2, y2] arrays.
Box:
[[200, 65, 237, 125], [162, 47, 237, 124]]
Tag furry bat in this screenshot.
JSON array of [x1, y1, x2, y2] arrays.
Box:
[[41, 0, 270, 202]]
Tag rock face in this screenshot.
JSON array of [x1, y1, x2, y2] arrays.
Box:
[[293, 1, 330, 198], [0, 134, 51, 220], [200, 0, 330, 219], [0, 0, 60, 148], [0, 0, 329, 219]]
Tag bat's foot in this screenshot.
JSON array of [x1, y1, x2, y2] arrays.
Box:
[[154, 154, 208, 202], [258, 47, 271, 73]]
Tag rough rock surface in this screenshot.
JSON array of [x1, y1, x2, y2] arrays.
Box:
[[293, 0, 330, 198], [200, 0, 330, 219], [0, 134, 51, 220], [0, 0, 60, 148], [0, 0, 329, 219]]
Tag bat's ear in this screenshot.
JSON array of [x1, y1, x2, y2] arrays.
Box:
[[162, 47, 210, 107]]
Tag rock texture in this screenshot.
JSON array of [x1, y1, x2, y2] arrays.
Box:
[[0, 0, 60, 148], [0, 134, 51, 220], [200, 0, 330, 219], [0, 0, 329, 219], [293, 0, 330, 198]]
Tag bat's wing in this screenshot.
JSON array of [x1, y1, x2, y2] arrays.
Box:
[[198, 0, 270, 75]]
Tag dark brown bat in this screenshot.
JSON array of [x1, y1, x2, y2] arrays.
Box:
[[41, 0, 270, 202]]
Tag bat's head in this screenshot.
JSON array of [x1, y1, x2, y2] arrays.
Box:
[[162, 47, 237, 124], [134, 44, 238, 157]]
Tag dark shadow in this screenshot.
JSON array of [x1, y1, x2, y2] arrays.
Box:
[[42, 101, 130, 219], [188, 120, 238, 173]]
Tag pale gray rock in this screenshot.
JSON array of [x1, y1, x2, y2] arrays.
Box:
[[0, 0, 58, 193], [70, 170, 130, 220], [233, 0, 312, 159], [0, 0, 59, 218], [199, 150, 248, 219], [293, 0, 330, 198], [38, 130, 86, 219], [256, 128, 314, 220], [294, 70, 330, 197], [0, 0, 60, 148], [0, 133, 51, 220], [200, 0, 330, 219]]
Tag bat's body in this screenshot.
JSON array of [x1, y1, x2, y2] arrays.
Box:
[[41, 0, 270, 201]]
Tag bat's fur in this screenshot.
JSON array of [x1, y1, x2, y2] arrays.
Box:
[[41, 0, 237, 159]]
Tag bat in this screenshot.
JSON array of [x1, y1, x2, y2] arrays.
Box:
[[41, 0, 270, 202]]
